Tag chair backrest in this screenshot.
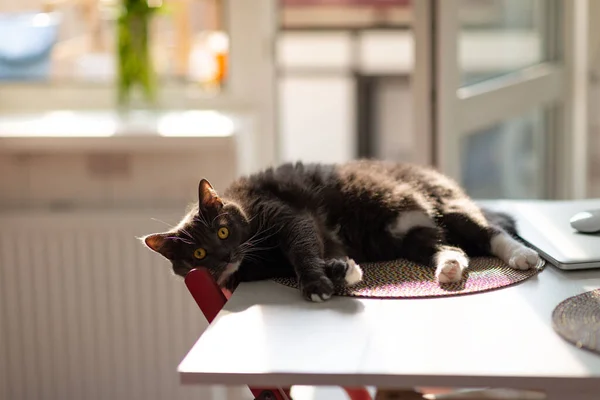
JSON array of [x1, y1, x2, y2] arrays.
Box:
[[184, 268, 228, 323]]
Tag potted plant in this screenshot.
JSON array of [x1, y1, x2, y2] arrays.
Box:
[[117, 0, 162, 107]]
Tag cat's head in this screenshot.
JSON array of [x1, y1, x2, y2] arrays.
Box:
[[143, 179, 251, 285]]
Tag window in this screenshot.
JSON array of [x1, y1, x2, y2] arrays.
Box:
[[0, 0, 230, 111]]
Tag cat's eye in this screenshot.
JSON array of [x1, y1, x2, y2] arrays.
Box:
[[193, 248, 207, 260], [217, 227, 230, 240]]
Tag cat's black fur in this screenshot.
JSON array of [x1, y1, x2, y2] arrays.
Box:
[[143, 160, 520, 301]]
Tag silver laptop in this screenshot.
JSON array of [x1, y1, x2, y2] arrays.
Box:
[[480, 199, 600, 270]]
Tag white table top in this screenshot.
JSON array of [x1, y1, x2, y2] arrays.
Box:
[[178, 201, 600, 394]]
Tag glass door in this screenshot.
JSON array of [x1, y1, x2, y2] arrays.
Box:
[[418, 0, 588, 199]]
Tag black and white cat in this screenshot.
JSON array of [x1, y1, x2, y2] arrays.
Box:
[[143, 160, 540, 302]]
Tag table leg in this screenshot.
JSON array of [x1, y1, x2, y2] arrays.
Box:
[[252, 388, 292, 400], [375, 389, 424, 399]]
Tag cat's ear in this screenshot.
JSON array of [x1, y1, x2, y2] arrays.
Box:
[[198, 179, 223, 210], [142, 233, 178, 259]]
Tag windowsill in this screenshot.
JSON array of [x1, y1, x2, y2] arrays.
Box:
[[0, 110, 237, 153], [0, 83, 248, 114]]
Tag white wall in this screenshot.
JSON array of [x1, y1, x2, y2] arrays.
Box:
[[374, 77, 414, 162], [277, 30, 415, 165], [279, 75, 356, 164]]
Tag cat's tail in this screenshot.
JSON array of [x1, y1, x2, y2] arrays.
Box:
[[481, 207, 518, 237]]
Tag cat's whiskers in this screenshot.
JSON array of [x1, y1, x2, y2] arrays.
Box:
[[242, 217, 283, 246], [193, 212, 210, 228], [237, 223, 283, 264], [239, 239, 278, 252], [244, 244, 279, 253], [239, 226, 266, 249], [165, 235, 194, 245], [211, 212, 229, 225], [239, 251, 268, 264], [238, 226, 281, 252], [150, 217, 197, 243], [151, 218, 176, 229], [176, 227, 196, 243]]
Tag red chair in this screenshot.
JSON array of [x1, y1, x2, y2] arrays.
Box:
[[185, 268, 373, 400]]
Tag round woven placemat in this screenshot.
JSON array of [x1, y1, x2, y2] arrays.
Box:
[[272, 257, 545, 299], [552, 289, 600, 355]]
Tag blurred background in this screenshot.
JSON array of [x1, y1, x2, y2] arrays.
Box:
[[0, 0, 597, 399]]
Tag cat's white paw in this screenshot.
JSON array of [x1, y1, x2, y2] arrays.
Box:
[[436, 260, 463, 283], [435, 249, 469, 283], [508, 247, 540, 270], [345, 258, 363, 286], [310, 293, 331, 302], [491, 233, 541, 271], [301, 276, 335, 302]]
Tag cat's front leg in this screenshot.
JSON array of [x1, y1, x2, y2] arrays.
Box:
[[277, 212, 336, 302]]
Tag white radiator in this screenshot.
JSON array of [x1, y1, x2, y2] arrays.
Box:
[[0, 209, 249, 400]]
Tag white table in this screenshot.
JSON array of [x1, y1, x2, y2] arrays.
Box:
[[178, 201, 600, 400]]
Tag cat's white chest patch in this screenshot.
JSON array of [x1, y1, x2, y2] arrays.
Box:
[[217, 261, 241, 285], [388, 210, 436, 237]]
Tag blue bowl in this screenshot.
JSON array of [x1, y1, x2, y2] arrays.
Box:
[[0, 12, 60, 81]]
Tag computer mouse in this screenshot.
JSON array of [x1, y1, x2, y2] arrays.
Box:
[[570, 209, 600, 233]]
